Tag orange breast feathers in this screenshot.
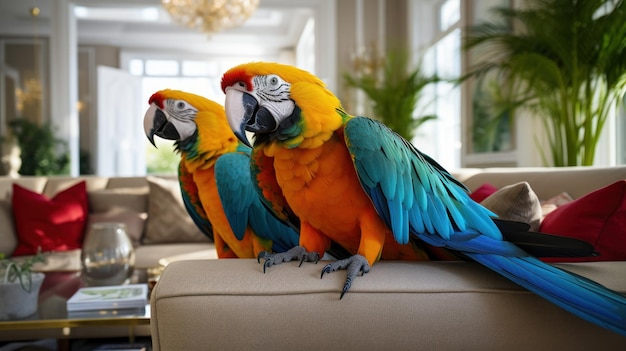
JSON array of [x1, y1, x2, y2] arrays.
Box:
[[263, 133, 428, 265]]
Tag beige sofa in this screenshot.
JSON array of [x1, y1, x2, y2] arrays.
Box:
[[0, 175, 216, 272], [150, 166, 626, 351]]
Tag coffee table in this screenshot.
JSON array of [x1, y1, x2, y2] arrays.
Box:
[[0, 271, 151, 350]]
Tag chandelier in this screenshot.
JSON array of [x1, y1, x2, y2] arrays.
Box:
[[161, 0, 260, 34]]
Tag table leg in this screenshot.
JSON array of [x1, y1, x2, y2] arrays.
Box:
[[128, 325, 135, 344]]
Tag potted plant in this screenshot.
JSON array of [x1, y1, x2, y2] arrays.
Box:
[[7, 118, 69, 175], [343, 47, 439, 141], [462, 0, 626, 166], [0, 250, 46, 320]]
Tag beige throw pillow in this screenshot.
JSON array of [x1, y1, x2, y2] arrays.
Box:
[[540, 192, 574, 218], [481, 181, 542, 231], [143, 176, 209, 244]]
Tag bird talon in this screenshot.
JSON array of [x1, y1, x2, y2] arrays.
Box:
[[257, 251, 270, 264], [320, 264, 332, 279], [263, 260, 272, 273], [318, 255, 369, 298], [340, 280, 352, 300], [298, 255, 306, 267]]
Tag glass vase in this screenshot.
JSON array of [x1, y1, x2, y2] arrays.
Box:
[[81, 222, 135, 286]]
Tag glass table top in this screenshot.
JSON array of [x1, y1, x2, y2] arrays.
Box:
[[0, 271, 150, 331]]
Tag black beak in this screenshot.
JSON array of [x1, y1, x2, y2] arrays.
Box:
[[146, 108, 180, 146], [225, 87, 283, 148], [243, 93, 278, 134]]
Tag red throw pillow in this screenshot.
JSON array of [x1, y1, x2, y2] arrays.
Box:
[[539, 180, 626, 262], [469, 183, 498, 202], [12, 181, 89, 256]]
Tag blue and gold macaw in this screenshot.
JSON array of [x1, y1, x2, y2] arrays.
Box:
[[221, 62, 626, 336], [143, 89, 299, 258]]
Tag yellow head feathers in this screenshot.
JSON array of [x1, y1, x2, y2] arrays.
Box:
[[221, 62, 327, 94], [149, 89, 224, 114]]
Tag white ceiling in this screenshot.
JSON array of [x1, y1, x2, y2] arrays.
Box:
[[0, 0, 313, 57]]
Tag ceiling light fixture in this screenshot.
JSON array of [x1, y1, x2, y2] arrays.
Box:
[[161, 0, 260, 34]]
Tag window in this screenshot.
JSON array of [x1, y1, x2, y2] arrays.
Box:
[[411, 0, 462, 170], [440, 0, 461, 31], [129, 59, 144, 76], [144, 60, 179, 76], [182, 61, 218, 77], [464, 0, 515, 166]]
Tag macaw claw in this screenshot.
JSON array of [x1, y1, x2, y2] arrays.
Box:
[[257, 246, 320, 273], [320, 254, 370, 299]]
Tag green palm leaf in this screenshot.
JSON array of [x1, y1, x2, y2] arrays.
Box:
[[464, 0, 626, 166], [343, 49, 439, 140]]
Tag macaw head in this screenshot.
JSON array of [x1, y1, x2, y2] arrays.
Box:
[[144, 89, 241, 171], [221, 62, 343, 148], [144, 89, 236, 152], [144, 89, 203, 146]]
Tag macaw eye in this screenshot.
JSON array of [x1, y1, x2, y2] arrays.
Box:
[[176, 101, 186, 109], [269, 76, 279, 86]]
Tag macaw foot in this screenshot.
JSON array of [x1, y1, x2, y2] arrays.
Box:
[[321, 254, 370, 299], [257, 246, 320, 273]]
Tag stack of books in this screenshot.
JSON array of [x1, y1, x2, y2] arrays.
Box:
[[67, 284, 148, 313]]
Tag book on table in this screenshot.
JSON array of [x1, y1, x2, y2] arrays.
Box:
[[66, 284, 148, 312]]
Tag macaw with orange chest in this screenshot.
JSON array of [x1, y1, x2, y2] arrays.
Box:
[[221, 62, 626, 336], [143, 89, 299, 258]]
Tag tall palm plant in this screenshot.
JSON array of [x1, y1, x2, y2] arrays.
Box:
[[464, 0, 626, 166], [343, 48, 439, 141]]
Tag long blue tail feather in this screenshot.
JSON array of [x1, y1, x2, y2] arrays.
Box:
[[468, 253, 626, 336]]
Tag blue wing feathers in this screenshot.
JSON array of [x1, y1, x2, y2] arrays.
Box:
[[344, 116, 626, 336], [215, 151, 299, 251], [345, 116, 492, 242], [408, 209, 425, 234], [215, 153, 253, 240], [248, 199, 299, 252], [389, 198, 408, 244]]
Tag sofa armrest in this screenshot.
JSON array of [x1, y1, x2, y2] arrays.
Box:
[[150, 259, 626, 350]]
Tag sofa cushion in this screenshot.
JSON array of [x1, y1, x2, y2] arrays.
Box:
[[142, 176, 209, 244], [540, 180, 626, 262], [88, 187, 149, 213], [12, 181, 89, 256], [43, 177, 109, 198], [86, 209, 147, 248], [480, 181, 542, 231], [87, 186, 149, 247]]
